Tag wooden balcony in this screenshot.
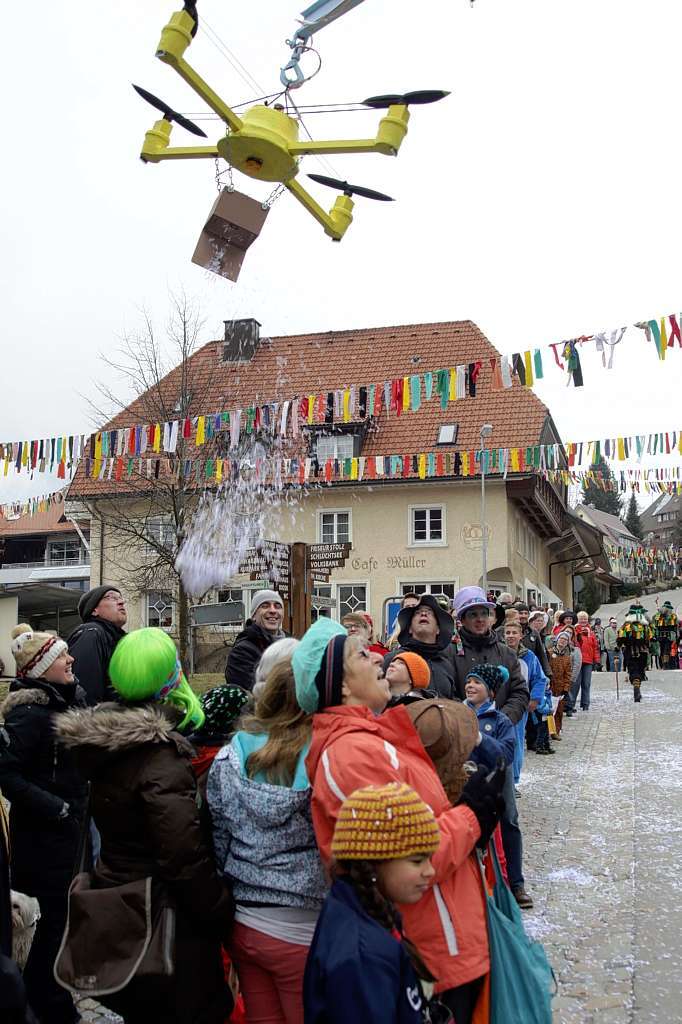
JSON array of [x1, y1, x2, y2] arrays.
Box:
[[506, 475, 565, 538]]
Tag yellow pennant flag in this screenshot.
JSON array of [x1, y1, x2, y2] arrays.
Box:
[[403, 377, 410, 411], [418, 453, 426, 479], [660, 317, 668, 361], [523, 351, 534, 386], [342, 389, 351, 423], [196, 416, 206, 445], [449, 369, 456, 401]]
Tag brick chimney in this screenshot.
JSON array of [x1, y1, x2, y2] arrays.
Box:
[[222, 318, 262, 363]]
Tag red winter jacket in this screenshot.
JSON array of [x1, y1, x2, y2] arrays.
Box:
[[305, 704, 489, 992], [574, 625, 599, 665]]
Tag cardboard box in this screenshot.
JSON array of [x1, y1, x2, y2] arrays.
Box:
[[191, 189, 269, 281]]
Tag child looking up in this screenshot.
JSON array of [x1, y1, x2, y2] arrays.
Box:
[[385, 652, 432, 706], [463, 664, 516, 771], [304, 782, 440, 1024]]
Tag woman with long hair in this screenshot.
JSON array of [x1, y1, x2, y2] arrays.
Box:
[[54, 627, 233, 1024], [207, 655, 326, 1024], [295, 618, 504, 1024]]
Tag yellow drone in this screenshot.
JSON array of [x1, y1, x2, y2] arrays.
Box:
[[135, 0, 449, 247]]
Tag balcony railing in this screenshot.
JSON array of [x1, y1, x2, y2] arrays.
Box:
[[0, 556, 91, 570]]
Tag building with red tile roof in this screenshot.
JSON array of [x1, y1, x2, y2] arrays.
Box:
[[66, 319, 610, 660]]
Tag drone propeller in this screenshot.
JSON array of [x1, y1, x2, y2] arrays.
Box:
[[307, 173, 394, 202], [132, 84, 208, 138], [361, 89, 450, 109]]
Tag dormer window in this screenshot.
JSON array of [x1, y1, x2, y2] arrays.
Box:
[[313, 432, 359, 462]]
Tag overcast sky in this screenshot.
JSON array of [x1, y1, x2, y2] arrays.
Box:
[[2, 0, 681, 502]]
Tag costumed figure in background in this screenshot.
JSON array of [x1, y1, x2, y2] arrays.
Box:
[[617, 605, 652, 703], [651, 601, 679, 669]]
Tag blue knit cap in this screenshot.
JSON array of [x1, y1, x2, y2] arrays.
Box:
[[465, 663, 509, 694], [292, 618, 347, 713]]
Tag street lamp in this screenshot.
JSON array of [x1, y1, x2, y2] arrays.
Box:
[[480, 423, 493, 592]]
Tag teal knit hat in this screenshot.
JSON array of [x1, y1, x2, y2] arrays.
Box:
[[292, 618, 347, 713]]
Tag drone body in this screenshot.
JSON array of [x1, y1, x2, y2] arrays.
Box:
[[137, 6, 446, 245]]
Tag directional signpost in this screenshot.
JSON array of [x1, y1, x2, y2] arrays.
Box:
[[238, 541, 291, 599], [231, 540, 351, 636], [307, 542, 351, 582]]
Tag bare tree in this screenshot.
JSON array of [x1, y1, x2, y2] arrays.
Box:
[[78, 293, 216, 666]]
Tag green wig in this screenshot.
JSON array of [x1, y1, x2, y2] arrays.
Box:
[[108, 627, 204, 732]]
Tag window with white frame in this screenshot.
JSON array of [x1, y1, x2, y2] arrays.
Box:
[[487, 582, 512, 601], [409, 505, 445, 545], [147, 591, 174, 629], [145, 515, 176, 555], [400, 582, 456, 600], [315, 434, 355, 463], [515, 516, 538, 567], [337, 584, 367, 617], [318, 510, 351, 544], [47, 538, 83, 565]]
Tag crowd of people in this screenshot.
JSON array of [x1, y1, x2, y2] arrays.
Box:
[[0, 580, 675, 1023]]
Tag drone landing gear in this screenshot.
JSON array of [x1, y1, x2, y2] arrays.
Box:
[[191, 189, 269, 281]]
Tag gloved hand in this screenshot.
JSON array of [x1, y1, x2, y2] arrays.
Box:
[[456, 762, 506, 849]]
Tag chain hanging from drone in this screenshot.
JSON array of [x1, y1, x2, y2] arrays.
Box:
[[214, 153, 234, 194]]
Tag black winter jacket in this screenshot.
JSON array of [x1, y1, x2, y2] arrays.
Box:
[[450, 628, 529, 724], [225, 621, 285, 690], [67, 618, 125, 705], [0, 679, 88, 891]]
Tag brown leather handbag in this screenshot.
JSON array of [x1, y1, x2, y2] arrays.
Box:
[[54, 871, 175, 997]]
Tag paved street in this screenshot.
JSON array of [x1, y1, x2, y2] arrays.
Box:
[[520, 669, 682, 1024]]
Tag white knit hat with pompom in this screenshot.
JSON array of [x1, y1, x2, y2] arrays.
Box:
[[10, 623, 67, 679]]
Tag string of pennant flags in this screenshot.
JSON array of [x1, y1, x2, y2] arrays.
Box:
[[4, 448, 682, 520], [2, 301, 682, 479], [605, 544, 682, 575]]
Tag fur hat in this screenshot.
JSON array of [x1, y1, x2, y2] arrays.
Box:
[[405, 699, 479, 803], [558, 609, 575, 624], [10, 624, 67, 679], [393, 652, 431, 689], [331, 782, 439, 861]]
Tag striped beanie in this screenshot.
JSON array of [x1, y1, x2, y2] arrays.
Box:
[[332, 782, 440, 861], [11, 624, 68, 679]]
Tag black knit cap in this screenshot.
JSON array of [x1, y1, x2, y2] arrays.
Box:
[[314, 634, 347, 710], [465, 662, 509, 694], [78, 584, 122, 622]]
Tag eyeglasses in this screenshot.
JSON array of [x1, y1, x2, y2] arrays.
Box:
[[100, 593, 124, 603]]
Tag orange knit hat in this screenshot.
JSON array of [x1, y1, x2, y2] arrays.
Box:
[[331, 782, 439, 861], [393, 651, 431, 689]]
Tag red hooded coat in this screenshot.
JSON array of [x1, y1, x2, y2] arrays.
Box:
[[305, 704, 489, 992]]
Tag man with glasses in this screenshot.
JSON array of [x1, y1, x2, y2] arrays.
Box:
[[67, 585, 127, 705]]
